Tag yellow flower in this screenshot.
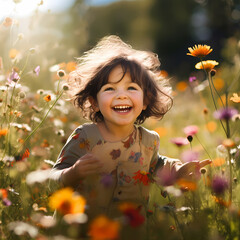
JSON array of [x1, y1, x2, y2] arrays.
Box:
[[88, 215, 120, 240], [187, 44, 212, 58], [195, 60, 219, 72], [49, 188, 86, 215], [230, 93, 240, 103]]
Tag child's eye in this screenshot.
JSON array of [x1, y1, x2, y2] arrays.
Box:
[[104, 87, 114, 91], [128, 86, 137, 90]]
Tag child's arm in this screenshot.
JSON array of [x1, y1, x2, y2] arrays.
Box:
[[50, 127, 102, 188], [60, 153, 103, 187], [174, 159, 211, 180]]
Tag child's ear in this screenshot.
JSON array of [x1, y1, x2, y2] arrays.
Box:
[[143, 104, 147, 110], [89, 97, 99, 112]]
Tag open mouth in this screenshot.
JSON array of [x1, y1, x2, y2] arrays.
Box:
[[112, 105, 132, 113]]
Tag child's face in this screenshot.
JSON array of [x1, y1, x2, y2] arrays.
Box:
[[94, 65, 147, 128]]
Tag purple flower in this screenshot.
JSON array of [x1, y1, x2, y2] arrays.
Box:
[[33, 66, 40, 76], [213, 107, 238, 121], [2, 198, 12, 206], [189, 76, 197, 82], [8, 70, 20, 83], [171, 137, 189, 147], [100, 174, 113, 187], [212, 175, 228, 195]]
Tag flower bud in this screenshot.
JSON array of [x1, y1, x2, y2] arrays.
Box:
[[210, 69, 216, 77], [37, 89, 44, 95], [57, 70, 66, 78], [187, 135, 193, 143], [18, 91, 26, 99], [29, 48, 36, 54], [203, 108, 208, 115], [18, 33, 24, 40], [200, 168, 207, 174], [62, 84, 69, 91]]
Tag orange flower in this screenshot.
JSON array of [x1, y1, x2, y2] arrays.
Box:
[[187, 44, 212, 58], [49, 188, 86, 215], [176, 81, 188, 92], [132, 170, 152, 186], [3, 17, 13, 27], [213, 78, 224, 90], [211, 158, 225, 167], [222, 139, 235, 148], [195, 60, 219, 72], [0, 128, 8, 137], [176, 178, 197, 191], [9, 49, 20, 59], [212, 196, 231, 208], [66, 61, 77, 72], [154, 127, 168, 137], [206, 121, 217, 133], [43, 94, 51, 102], [230, 93, 240, 103], [0, 189, 8, 199], [88, 215, 120, 240]]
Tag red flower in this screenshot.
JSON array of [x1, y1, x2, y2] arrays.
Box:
[[119, 203, 145, 228], [132, 170, 151, 186]]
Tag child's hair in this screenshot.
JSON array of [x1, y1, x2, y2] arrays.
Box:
[[68, 35, 173, 124]]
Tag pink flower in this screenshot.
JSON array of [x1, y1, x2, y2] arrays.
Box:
[[34, 66, 40, 76], [171, 137, 189, 147], [180, 150, 200, 163], [189, 76, 197, 82], [156, 167, 177, 186], [183, 125, 199, 136]]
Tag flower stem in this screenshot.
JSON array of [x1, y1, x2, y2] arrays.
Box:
[[209, 74, 225, 108], [228, 150, 232, 202], [12, 90, 64, 156], [195, 134, 213, 161]]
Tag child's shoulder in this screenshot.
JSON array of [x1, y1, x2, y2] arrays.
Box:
[[137, 125, 160, 147]]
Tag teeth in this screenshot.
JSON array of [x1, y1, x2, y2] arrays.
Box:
[[114, 106, 130, 110]]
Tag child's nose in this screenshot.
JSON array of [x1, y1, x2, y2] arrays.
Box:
[[116, 90, 127, 99]]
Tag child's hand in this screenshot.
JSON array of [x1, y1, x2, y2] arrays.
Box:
[[72, 153, 103, 179], [61, 153, 103, 186], [176, 159, 212, 180]]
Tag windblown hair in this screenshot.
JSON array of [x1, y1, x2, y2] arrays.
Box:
[[68, 35, 173, 124]]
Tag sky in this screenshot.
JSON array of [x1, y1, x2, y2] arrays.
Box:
[[0, 0, 121, 19]]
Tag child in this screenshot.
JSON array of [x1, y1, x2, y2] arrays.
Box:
[[51, 35, 211, 219]]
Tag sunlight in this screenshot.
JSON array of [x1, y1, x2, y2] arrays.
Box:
[[0, 0, 75, 19]]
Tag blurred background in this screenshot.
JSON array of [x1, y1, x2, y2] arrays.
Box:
[[0, 0, 239, 82], [0, 0, 239, 158]]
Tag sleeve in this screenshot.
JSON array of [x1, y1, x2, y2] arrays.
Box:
[[49, 127, 88, 181], [149, 132, 182, 177]]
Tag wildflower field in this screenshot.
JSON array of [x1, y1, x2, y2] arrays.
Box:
[[0, 8, 240, 240]]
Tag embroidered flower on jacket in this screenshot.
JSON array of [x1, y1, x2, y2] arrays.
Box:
[[132, 170, 152, 186], [110, 149, 121, 160]]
